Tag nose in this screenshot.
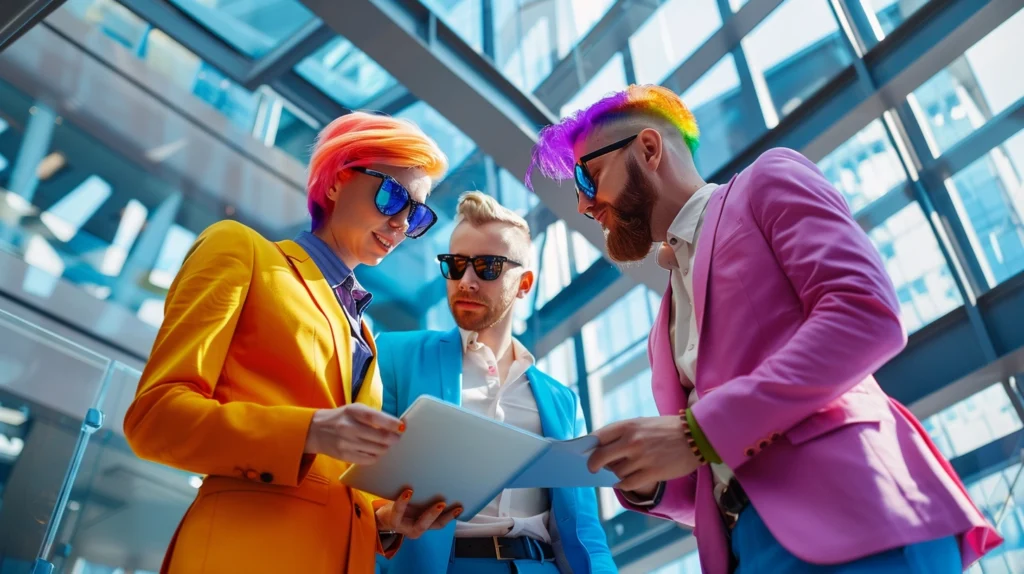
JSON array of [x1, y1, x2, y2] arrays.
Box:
[[577, 193, 595, 217], [388, 211, 408, 234], [458, 270, 478, 292]]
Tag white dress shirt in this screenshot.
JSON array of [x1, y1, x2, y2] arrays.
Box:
[[455, 329, 552, 542], [663, 183, 735, 490]]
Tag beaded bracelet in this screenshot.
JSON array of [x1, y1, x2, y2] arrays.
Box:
[[679, 409, 707, 465]]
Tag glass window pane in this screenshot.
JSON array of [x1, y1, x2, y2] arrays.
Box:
[[295, 37, 400, 109], [570, 231, 601, 274], [498, 168, 539, 216], [863, 0, 935, 41], [396, 101, 476, 169], [909, 8, 1024, 157], [535, 222, 573, 308], [628, 0, 722, 85], [555, 0, 617, 59], [943, 130, 1024, 287], [559, 52, 627, 119], [868, 203, 963, 333], [168, 0, 315, 58], [818, 119, 907, 213], [421, 0, 484, 52], [581, 285, 654, 372], [272, 106, 318, 163], [741, 0, 854, 127], [922, 383, 1023, 460], [535, 336, 578, 388], [682, 54, 764, 177]]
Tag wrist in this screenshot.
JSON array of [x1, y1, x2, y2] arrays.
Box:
[[304, 410, 325, 455]]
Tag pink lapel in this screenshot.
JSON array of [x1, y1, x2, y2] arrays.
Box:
[[651, 278, 690, 412], [692, 181, 735, 334]]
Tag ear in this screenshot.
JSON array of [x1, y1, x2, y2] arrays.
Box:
[[637, 127, 663, 172], [517, 269, 535, 299]]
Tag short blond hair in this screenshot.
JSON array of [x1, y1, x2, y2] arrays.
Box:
[[454, 191, 532, 266]]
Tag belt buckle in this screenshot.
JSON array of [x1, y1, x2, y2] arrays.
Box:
[[492, 537, 513, 561]]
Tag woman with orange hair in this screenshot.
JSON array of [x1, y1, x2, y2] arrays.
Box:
[[124, 112, 460, 573]]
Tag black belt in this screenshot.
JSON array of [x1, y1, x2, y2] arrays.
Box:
[[718, 477, 750, 530], [453, 537, 554, 562]]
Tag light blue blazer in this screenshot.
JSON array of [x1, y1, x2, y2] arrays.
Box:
[[374, 328, 617, 573]]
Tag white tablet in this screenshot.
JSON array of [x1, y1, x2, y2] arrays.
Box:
[[339, 395, 550, 520]]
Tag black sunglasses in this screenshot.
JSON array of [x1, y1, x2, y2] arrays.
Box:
[[437, 254, 523, 281], [352, 166, 437, 238], [574, 134, 638, 219]]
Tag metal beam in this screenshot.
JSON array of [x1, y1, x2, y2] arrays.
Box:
[[707, 0, 1024, 182], [243, 20, 334, 90], [117, 0, 254, 83], [269, 70, 349, 127], [923, 95, 1024, 183], [532, 0, 667, 111], [303, 0, 669, 293], [0, 0, 65, 53], [361, 84, 417, 115]]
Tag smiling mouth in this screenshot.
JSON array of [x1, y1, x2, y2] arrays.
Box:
[[373, 232, 394, 251]]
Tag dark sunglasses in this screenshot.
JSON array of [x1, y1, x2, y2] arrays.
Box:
[[352, 166, 437, 238], [574, 134, 638, 219], [437, 254, 523, 281]]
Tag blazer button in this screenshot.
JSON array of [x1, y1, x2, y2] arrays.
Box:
[[744, 447, 756, 457], [770, 432, 782, 441], [354, 504, 362, 518], [758, 440, 769, 450], [260, 472, 274, 483], [244, 469, 258, 481]]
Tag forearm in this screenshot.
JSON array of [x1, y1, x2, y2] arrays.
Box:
[[124, 384, 317, 486], [615, 474, 697, 526]]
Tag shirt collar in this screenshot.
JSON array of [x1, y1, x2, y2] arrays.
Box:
[[294, 231, 373, 314], [459, 328, 536, 366], [667, 182, 719, 246]]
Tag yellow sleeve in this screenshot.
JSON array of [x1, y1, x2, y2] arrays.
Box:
[[123, 221, 317, 486]]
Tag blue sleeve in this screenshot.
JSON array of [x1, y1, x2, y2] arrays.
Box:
[[571, 393, 618, 573], [375, 333, 400, 417]]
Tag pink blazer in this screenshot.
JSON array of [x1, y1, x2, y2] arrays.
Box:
[[617, 148, 1001, 573]]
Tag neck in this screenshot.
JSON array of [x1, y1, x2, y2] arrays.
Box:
[[475, 315, 515, 364], [651, 174, 706, 242], [313, 225, 359, 270]]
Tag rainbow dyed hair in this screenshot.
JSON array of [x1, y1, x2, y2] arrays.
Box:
[[526, 84, 699, 189], [307, 112, 448, 229]]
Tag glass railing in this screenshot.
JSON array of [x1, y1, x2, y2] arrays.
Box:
[[0, 308, 191, 573]]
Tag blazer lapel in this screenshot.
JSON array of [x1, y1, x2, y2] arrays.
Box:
[[692, 180, 735, 334], [438, 328, 463, 406], [651, 282, 689, 412], [277, 240, 354, 405], [354, 322, 382, 409], [526, 368, 563, 440]]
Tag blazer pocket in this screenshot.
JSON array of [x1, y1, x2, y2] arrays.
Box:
[[200, 473, 330, 506], [785, 390, 893, 446]]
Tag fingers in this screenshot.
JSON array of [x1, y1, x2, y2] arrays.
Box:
[[405, 501, 446, 539], [349, 405, 404, 434], [616, 468, 657, 493], [390, 488, 412, 523], [351, 424, 402, 449], [592, 421, 626, 445], [431, 504, 463, 530], [587, 439, 628, 473]]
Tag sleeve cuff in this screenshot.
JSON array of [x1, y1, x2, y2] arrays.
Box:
[[686, 408, 722, 464], [619, 482, 666, 508]]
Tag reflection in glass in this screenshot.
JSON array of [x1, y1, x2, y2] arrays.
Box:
[[682, 55, 764, 177], [741, 0, 852, 127], [168, 0, 314, 58], [944, 133, 1024, 287], [535, 222, 573, 309], [909, 9, 1024, 157], [922, 383, 1022, 460], [964, 460, 1024, 571], [868, 203, 963, 333], [560, 52, 627, 119], [62, 0, 259, 132], [296, 37, 400, 109], [422, 0, 484, 52], [629, 0, 722, 85], [862, 0, 934, 40], [536, 336, 578, 388], [818, 119, 906, 213], [581, 285, 654, 372]]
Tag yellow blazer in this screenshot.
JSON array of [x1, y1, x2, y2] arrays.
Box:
[[124, 220, 394, 573]]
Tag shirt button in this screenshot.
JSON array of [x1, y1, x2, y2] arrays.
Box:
[[669, 238, 678, 246], [688, 344, 695, 351], [682, 268, 689, 276]]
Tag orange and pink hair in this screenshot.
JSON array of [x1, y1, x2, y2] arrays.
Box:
[[307, 112, 449, 229]]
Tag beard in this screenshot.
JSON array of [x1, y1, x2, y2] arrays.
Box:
[[604, 156, 657, 263], [448, 288, 517, 332]]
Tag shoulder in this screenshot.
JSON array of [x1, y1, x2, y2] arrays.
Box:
[[740, 147, 842, 215], [744, 148, 823, 185], [375, 329, 443, 348]]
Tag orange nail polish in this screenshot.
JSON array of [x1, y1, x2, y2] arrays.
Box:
[[401, 490, 412, 500], [453, 508, 462, 517], [435, 503, 446, 510], [398, 422, 406, 433]]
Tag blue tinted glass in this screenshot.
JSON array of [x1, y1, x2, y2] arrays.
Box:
[[168, 0, 314, 58], [375, 179, 407, 216], [406, 204, 435, 237], [575, 164, 595, 197]]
